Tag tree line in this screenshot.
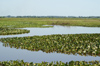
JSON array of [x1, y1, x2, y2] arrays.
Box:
[[0, 15, 100, 18]]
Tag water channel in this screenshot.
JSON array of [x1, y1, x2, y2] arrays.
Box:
[[0, 25, 100, 63]]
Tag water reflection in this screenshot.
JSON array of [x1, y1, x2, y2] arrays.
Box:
[[0, 42, 100, 63], [0, 25, 100, 38], [0, 25, 100, 62], [3, 44, 100, 57]]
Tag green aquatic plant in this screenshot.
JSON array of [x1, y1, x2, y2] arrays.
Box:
[[1, 18, 100, 64], [0, 60, 100, 66], [0, 27, 30, 35], [1, 34, 100, 56]]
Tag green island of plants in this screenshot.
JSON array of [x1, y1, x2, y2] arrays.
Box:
[[0, 60, 100, 66], [0, 27, 30, 35], [1, 34, 100, 56]]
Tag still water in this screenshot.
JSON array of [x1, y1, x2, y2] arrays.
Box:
[[0, 25, 100, 63], [0, 25, 100, 38]]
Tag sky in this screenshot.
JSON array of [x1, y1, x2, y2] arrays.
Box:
[[0, 0, 100, 16]]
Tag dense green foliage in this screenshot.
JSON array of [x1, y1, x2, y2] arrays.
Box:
[[0, 27, 30, 35], [0, 60, 100, 66], [1, 34, 100, 56]]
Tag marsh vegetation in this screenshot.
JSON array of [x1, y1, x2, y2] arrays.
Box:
[[1, 60, 100, 66], [0, 18, 100, 28], [0, 18, 100, 65], [0, 27, 30, 35], [1, 34, 100, 57]]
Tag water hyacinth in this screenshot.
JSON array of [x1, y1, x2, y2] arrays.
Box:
[[0, 27, 30, 35], [0, 34, 100, 56], [0, 60, 100, 66], [1, 18, 100, 66]]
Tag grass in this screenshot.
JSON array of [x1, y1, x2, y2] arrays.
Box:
[[0, 18, 100, 28], [0, 18, 100, 35]]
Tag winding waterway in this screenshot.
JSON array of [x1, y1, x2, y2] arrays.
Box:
[[0, 25, 100, 63]]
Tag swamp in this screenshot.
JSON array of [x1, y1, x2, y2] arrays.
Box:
[[0, 18, 100, 66]]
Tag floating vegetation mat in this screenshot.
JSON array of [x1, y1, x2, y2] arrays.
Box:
[[0, 27, 30, 35], [0, 60, 100, 66], [0, 34, 100, 56]]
